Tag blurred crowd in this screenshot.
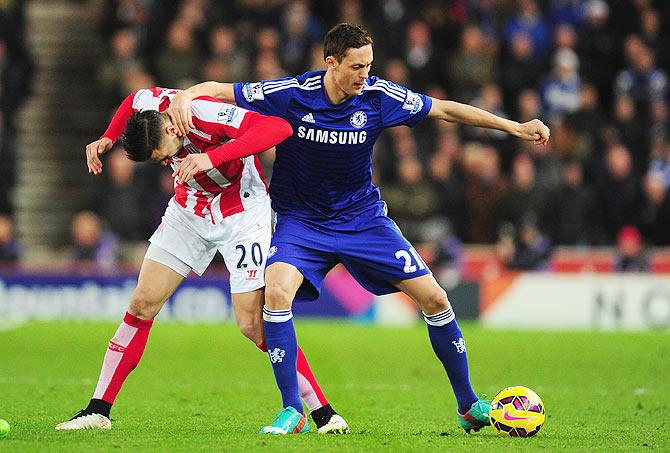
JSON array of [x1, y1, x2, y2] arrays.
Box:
[[1, 0, 669, 276]]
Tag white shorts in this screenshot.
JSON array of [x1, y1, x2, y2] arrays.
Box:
[[146, 197, 272, 293]]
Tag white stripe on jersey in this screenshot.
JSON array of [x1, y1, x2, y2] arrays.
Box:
[[184, 177, 207, 193], [188, 128, 212, 141], [206, 167, 231, 188], [265, 81, 321, 95], [373, 80, 406, 97], [362, 84, 405, 102], [263, 75, 320, 89], [192, 98, 246, 129]]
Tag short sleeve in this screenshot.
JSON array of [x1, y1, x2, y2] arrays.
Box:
[[234, 78, 294, 117], [367, 78, 432, 128]]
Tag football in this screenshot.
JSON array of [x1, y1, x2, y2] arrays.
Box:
[[489, 386, 545, 437]]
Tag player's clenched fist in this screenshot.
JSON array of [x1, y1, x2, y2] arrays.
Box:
[[166, 92, 194, 137], [85, 137, 113, 175], [172, 153, 214, 184], [514, 119, 551, 146]]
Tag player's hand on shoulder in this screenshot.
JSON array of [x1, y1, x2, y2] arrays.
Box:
[[172, 153, 213, 184], [166, 92, 194, 137], [514, 119, 550, 146], [85, 137, 113, 175]]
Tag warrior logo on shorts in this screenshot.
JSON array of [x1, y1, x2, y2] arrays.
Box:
[[268, 347, 286, 363], [268, 246, 278, 258], [349, 110, 367, 128]]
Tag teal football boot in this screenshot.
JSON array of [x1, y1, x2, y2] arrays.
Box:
[[458, 398, 491, 433], [260, 407, 310, 435]]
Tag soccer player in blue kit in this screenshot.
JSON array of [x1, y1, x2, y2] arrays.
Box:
[[168, 23, 550, 435]]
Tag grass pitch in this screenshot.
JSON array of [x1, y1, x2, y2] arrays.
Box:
[[1, 320, 668, 451]]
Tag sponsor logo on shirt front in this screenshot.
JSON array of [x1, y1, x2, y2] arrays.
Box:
[[297, 126, 367, 145]]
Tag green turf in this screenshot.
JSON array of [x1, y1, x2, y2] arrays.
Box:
[[0, 321, 668, 451]]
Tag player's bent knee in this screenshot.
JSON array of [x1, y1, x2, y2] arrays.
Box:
[[264, 282, 294, 310], [237, 318, 263, 344], [128, 288, 161, 320], [421, 289, 451, 315]]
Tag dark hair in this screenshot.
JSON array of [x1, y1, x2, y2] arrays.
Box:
[[120, 110, 164, 162], [323, 23, 373, 62]]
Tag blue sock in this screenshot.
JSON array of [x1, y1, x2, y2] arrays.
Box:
[[424, 308, 478, 414], [263, 306, 302, 414]]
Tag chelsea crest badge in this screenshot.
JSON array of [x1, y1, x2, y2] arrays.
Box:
[[349, 110, 367, 128]]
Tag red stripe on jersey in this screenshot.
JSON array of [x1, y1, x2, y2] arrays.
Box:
[[173, 184, 188, 209], [214, 181, 244, 219]]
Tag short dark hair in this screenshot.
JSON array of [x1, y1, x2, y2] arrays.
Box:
[[323, 23, 373, 62], [120, 110, 164, 162]]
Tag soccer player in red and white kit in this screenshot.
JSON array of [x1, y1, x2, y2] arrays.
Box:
[[55, 88, 348, 434]]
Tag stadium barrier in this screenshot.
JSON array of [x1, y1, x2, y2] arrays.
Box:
[[0, 265, 477, 325], [3, 265, 667, 330]]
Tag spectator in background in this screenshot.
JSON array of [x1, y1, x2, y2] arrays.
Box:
[[549, 0, 587, 29], [96, 146, 145, 241], [566, 84, 608, 157], [614, 225, 650, 272], [428, 143, 467, 239], [70, 211, 119, 269], [0, 213, 20, 262], [404, 20, 441, 91], [503, 0, 551, 63], [98, 28, 146, 104], [577, 0, 618, 108], [501, 32, 542, 116], [462, 143, 506, 243], [498, 152, 549, 232], [153, 20, 203, 88], [639, 7, 667, 70], [640, 170, 670, 246], [615, 39, 668, 116], [549, 158, 601, 245], [540, 48, 582, 124], [596, 144, 642, 242], [208, 25, 250, 82], [383, 155, 440, 244], [447, 24, 497, 103], [496, 214, 553, 271], [280, 0, 321, 74], [612, 95, 647, 172]]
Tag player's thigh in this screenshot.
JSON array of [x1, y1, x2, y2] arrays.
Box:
[[150, 201, 219, 276], [130, 254, 186, 319], [268, 215, 337, 303], [394, 273, 451, 314], [230, 288, 264, 343], [338, 218, 431, 296], [218, 202, 272, 295]]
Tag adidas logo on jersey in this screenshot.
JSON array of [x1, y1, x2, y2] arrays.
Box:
[[301, 113, 316, 123]]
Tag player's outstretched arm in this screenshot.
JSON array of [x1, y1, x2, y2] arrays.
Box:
[[167, 82, 236, 136], [428, 98, 550, 145], [86, 91, 137, 175], [173, 113, 292, 184]]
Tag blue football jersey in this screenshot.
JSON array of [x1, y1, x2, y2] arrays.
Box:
[[233, 70, 433, 221]]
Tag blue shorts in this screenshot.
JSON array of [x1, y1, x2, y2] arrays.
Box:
[[267, 205, 431, 301]]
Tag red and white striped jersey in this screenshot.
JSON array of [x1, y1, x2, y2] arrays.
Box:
[[102, 88, 272, 223]]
